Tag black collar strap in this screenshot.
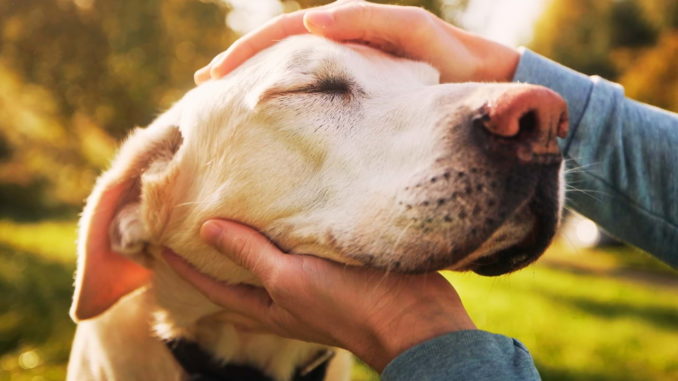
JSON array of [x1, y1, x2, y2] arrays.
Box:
[[164, 338, 333, 381]]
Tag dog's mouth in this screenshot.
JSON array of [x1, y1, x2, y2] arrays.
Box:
[[462, 175, 560, 276], [467, 217, 548, 276], [345, 162, 563, 275]]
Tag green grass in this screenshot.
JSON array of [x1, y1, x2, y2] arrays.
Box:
[[1, 219, 677, 380], [446, 266, 678, 381], [0, 220, 78, 263], [0, 219, 76, 381]]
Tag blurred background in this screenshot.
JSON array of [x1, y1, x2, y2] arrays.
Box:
[[0, 0, 676, 380]]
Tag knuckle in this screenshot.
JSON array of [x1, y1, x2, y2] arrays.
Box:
[[407, 7, 436, 37], [277, 12, 295, 35], [228, 234, 255, 260], [264, 261, 296, 298], [271, 12, 287, 24], [337, 0, 369, 14], [408, 6, 432, 25], [265, 266, 286, 290], [277, 12, 292, 24]]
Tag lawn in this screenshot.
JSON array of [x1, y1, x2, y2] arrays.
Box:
[[1, 219, 676, 381]]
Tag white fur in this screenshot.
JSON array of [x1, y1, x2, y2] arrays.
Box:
[[68, 35, 564, 381]]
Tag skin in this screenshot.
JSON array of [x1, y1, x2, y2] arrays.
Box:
[[168, 0, 522, 372], [163, 220, 475, 371]]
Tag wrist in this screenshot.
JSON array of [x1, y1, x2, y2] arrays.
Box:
[[472, 38, 520, 82], [444, 24, 520, 82], [467, 32, 520, 82], [352, 295, 476, 371]]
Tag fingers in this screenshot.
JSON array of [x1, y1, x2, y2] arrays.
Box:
[[304, 2, 432, 52], [194, 0, 416, 84], [216, 311, 268, 332], [200, 219, 291, 282], [162, 248, 272, 318], [194, 10, 309, 84], [194, 52, 226, 84], [193, 65, 211, 84]]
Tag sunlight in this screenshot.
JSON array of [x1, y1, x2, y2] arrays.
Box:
[[457, 0, 549, 46], [220, 0, 284, 34]]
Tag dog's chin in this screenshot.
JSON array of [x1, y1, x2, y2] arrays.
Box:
[[463, 190, 560, 276], [466, 222, 548, 276], [341, 198, 560, 275]]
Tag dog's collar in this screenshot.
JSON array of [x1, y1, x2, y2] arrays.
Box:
[[164, 338, 333, 381]]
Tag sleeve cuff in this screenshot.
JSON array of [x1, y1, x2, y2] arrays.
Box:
[[381, 330, 540, 381]]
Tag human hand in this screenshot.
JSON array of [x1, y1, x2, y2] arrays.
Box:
[[162, 219, 476, 372], [194, 0, 520, 84]]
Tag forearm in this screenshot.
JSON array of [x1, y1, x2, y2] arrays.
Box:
[[513, 48, 678, 267]]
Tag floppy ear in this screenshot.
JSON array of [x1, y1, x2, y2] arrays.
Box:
[[70, 123, 183, 321]]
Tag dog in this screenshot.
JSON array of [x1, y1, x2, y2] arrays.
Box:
[[67, 35, 568, 380]]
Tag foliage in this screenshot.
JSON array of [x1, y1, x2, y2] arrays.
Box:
[[0, 220, 76, 380], [620, 32, 678, 111], [531, 0, 678, 111], [0, 0, 235, 217], [0, 0, 451, 219]]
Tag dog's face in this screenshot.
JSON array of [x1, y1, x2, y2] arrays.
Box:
[[72, 35, 566, 319]]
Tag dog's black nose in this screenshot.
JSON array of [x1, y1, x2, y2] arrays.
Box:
[[474, 86, 569, 164]]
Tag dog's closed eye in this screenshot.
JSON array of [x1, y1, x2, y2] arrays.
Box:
[[303, 77, 352, 95], [259, 76, 360, 103]]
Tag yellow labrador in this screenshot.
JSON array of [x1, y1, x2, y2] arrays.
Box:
[[67, 35, 567, 380]]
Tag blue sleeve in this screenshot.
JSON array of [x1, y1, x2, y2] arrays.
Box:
[[381, 330, 540, 381], [513, 48, 678, 268]]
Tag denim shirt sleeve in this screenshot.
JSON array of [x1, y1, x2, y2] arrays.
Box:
[[381, 330, 540, 381], [513, 48, 678, 268]]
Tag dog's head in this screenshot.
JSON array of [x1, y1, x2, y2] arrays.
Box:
[[71, 35, 567, 320]]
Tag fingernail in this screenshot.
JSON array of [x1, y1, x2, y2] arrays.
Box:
[[305, 11, 334, 31], [201, 220, 224, 246], [208, 53, 229, 79], [210, 51, 226, 65], [194, 66, 210, 84]]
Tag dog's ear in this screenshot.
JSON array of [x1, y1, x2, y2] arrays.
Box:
[[70, 124, 183, 321]]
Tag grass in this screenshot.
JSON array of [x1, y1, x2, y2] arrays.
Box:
[[0, 219, 76, 381], [447, 266, 678, 381], [1, 219, 676, 380]]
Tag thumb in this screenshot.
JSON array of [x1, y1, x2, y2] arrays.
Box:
[[200, 219, 289, 282], [162, 248, 272, 318]]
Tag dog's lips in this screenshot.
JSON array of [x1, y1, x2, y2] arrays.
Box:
[[466, 222, 541, 276], [464, 175, 560, 276]]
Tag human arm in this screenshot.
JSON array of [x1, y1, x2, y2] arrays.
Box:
[[163, 219, 541, 380], [513, 49, 678, 267]]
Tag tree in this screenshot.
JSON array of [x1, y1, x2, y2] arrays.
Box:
[[531, 0, 677, 112], [620, 32, 678, 111], [0, 0, 455, 218]]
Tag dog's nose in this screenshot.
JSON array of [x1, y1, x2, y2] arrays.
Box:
[[475, 86, 569, 163]]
